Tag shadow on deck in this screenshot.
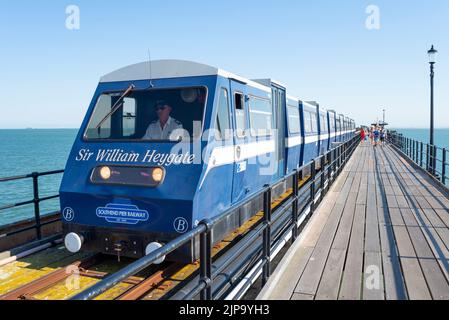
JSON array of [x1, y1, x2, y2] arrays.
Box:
[[258, 142, 449, 300]]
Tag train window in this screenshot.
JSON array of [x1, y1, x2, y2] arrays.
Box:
[[234, 92, 246, 137], [287, 105, 301, 134], [320, 114, 328, 133], [84, 87, 206, 141], [310, 112, 318, 132], [329, 115, 335, 131], [249, 96, 273, 137], [87, 94, 112, 138], [122, 98, 136, 137], [303, 111, 312, 133], [215, 88, 231, 140]]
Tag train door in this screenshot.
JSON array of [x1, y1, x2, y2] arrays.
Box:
[[272, 85, 286, 180], [230, 79, 250, 202]]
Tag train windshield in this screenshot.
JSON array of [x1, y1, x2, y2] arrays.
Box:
[[84, 87, 206, 141]]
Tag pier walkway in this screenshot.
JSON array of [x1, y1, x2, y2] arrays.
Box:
[[258, 143, 449, 300]]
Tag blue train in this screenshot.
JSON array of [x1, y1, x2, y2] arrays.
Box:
[[60, 60, 356, 262]]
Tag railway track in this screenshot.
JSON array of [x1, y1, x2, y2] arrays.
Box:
[[0, 175, 313, 300]]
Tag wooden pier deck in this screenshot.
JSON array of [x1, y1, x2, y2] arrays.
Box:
[[258, 143, 449, 300]]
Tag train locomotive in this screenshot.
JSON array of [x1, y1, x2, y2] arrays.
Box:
[[60, 60, 356, 263]]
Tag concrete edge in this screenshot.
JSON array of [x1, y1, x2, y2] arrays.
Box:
[[0, 234, 62, 261]]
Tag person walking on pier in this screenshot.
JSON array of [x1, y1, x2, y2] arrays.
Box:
[[380, 129, 386, 146], [360, 129, 366, 143], [369, 127, 374, 145], [373, 127, 380, 146]]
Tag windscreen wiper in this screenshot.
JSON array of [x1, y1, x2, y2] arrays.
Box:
[[95, 84, 135, 130]]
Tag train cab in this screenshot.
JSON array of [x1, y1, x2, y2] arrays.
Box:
[[60, 60, 280, 262]]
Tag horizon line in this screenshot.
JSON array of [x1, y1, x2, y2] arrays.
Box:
[[2, 127, 449, 130]]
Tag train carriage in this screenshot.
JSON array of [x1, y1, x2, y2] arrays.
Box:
[[328, 110, 337, 145], [285, 95, 303, 173], [317, 107, 330, 155], [300, 101, 320, 164]]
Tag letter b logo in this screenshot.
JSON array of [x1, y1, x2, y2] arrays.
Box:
[[174, 217, 189, 233]]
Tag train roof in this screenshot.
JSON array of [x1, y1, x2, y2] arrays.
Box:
[[99, 59, 271, 92], [306, 101, 319, 107], [301, 101, 317, 112], [252, 78, 287, 89]]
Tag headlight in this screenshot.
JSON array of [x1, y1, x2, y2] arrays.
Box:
[[152, 168, 164, 183], [100, 166, 111, 180], [91, 166, 164, 187]]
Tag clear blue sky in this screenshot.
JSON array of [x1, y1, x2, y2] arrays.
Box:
[[1, 1, 448, 128]]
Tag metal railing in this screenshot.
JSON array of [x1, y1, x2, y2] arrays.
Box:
[[388, 131, 448, 186], [0, 170, 64, 239], [71, 134, 360, 300]]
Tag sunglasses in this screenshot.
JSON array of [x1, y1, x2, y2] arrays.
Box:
[[155, 106, 167, 111]]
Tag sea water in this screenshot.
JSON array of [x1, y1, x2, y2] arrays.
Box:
[[0, 129, 77, 226], [0, 128, 448, 226]]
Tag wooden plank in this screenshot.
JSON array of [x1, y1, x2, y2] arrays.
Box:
[[424, 196, 445, 210], [407, 226, 435, 259], [269, 247, 314, 300], [418, 259, 449, 299], [436, 197, 449, 210], [356, 186, 367, 205], [383, 185, 395, 195], [395, 195, 409, 208], [393, 225, 432, 299], [301, 196, 338, 248], [389, 208, 405, 226], [418, 226, 449, 282], [400, 258, 432, 300], [295, 195, 350, 296], [314, 204, 345, 249], [363, 251, 384, 300], [315, 249, 346, 300], [393, 225, 417, 257], [400, 208, 419, 227], [365, 221, 381, 253], [338, 204, 366, 300], [294, 245, 331, 295], [381, 253, 408, 300], [377, 206, 391, 226], [433, 228, 449, 252], [414, 196, 433, 209], [434, 209, 449, 228], [291, 293, 314, 300], [421, 208, 447, 228], [386, 195, 399, 209], [332, 194, 357, 250]]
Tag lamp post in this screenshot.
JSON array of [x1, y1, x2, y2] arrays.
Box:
[[428, 45, 438, 175]]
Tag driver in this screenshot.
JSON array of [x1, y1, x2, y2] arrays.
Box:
[[143, 100, 185, 141]]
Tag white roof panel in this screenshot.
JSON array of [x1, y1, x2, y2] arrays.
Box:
[[100, 59, 271, 93]]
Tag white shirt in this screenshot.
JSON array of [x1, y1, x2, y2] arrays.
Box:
[[143, 116, 185, 141]]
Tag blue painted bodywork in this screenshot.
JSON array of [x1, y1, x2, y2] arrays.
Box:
[[300, 102, 319, 164], [285, 97, 302, 173]]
